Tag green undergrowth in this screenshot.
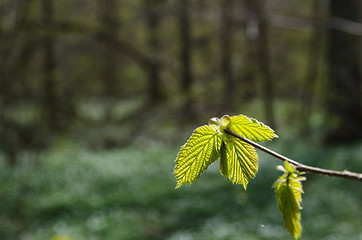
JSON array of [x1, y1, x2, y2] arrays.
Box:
[[0, 138, 361, 240]]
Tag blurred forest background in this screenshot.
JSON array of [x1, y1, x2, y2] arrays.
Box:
[[0, 0, 361, 239]]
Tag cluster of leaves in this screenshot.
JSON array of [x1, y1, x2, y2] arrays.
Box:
[[173, 114, 306, 239], [174, 115, 277, 189]]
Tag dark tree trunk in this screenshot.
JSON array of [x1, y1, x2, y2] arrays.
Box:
[[144, 0, 163, 105], [325, 0, 362, 143], [299, 0, 323, 132], [252, 0, 275, 127], [0, 0, 32, 166], [41, 0, 58, 131], [97, 0, 119, 119], [220, 0, 234, 111], [179, 0, 194, 117], [0, 64, 17, 166], [239, 0, 258, 101]]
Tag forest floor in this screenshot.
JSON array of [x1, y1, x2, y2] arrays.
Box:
[[0, 129, 361, 240]]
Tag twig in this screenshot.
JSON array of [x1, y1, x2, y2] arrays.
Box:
[[224, 129, 362, 181]]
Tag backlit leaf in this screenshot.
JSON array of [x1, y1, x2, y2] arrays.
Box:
[[230, 114, 278, 142], [273, 162, 305, 239], [174, 125, 221, 188], [224, 139, 258, 189]]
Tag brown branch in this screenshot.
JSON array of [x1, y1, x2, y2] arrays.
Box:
[[224, 129, 362, 181]]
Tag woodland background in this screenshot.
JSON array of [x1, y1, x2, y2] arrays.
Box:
[[0, 0, 361, 239]]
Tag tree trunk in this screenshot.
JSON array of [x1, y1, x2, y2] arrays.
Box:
[[299, 0, 323, 132], [41, 0, 58, 131], [239, 0, 258, 101], [220, 0, 234, 111], [96, 0, 119, 119], [144, 0, 163, 105], [254, 0, 275, 127], [179, 0, 194, 117], [325, 0, 362, 143], [0, 0, 32, 166]]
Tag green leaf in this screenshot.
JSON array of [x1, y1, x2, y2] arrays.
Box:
[[230, 114, 278, 142], [224, 139, 258, 189], [275, 183, 302, 240], [174, 125, 222, 188], [273, 162, 305, 240]]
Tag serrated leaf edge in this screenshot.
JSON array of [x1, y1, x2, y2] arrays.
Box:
[[174, 125, 221, 188]]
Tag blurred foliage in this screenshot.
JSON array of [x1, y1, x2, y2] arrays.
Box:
[[0, 135, 361, 239]]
